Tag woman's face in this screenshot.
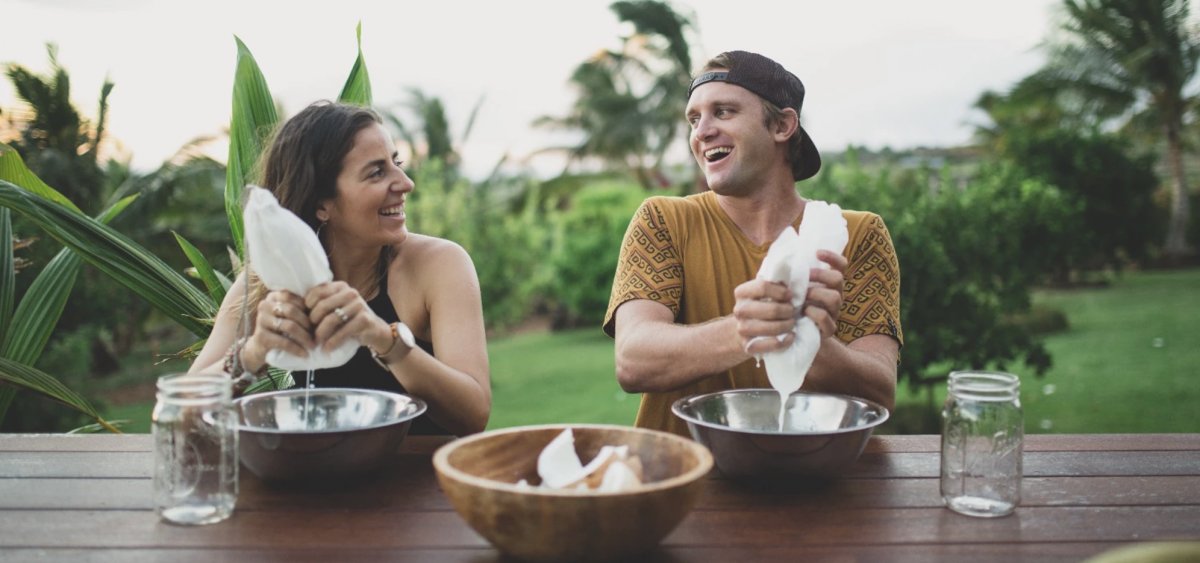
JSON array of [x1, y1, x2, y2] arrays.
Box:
[[317, 123, 415, 249]]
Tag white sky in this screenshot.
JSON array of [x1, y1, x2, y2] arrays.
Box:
[[2, 0, 1060, 179]]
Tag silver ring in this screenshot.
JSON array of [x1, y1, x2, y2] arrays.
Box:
[[334, 307, 349, 323], [273, 317, 282, 331]]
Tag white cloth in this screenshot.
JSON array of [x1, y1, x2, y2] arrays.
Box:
[[754, 201, 848, 396], [242, 186, 358, 371]]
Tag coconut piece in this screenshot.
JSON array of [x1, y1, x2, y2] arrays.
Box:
[[622, 454, 645, 483], [537, 430, 621, 489], [596, 459, 643, 492], [579, 445, 630, 489], [537, 429, 585, 489]]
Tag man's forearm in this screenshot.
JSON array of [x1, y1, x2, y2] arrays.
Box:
[[803, 335, 898, 410], [615, 315, 748, 393]]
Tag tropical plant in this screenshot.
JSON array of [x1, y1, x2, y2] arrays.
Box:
[[0, 144, 139, 431], [535, 0, 696, 189], [546, 181, 647, 327], [406, 161, 549, 331], [1028, 0, 1199, 260], [0, 26, 374, 430], [974, 87, 1162, 276], [804, 156, 1079, 425], [4, 43, 111, 216]]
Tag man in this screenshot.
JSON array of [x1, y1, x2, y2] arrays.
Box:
[[603, 50, 902, 437]]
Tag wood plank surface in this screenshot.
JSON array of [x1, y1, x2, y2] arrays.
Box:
[[866, 434, 1200, 453], [0, 433, 1197, 561], [0, 506, 1197, 549], [5, 474, 1198, 512], [5, 447, 1196, 480], [0, 543, 1183, 563], [4, 433, 1197, 454]]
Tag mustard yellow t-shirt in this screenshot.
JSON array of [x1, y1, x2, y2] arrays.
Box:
[[603, 191, 903, 437]]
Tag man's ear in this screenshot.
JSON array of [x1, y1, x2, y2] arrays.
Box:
[[774, 108, 800, 142]]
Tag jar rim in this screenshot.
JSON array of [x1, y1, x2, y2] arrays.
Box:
[[155, 372, 231, 402], [948, 371, 1020, 397]]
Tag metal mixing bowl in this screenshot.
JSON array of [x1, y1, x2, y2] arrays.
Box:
[[235, 388, 426, 483], [672, 389, 888, 479]]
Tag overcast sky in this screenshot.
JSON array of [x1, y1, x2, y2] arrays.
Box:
[[3, 0, 1061, 178]]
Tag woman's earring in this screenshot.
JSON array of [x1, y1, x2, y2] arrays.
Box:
[[315, 221, 327, 239]]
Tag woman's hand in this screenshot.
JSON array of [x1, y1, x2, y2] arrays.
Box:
[[243, 289, 315, 370], [304, 282, 393, 353]]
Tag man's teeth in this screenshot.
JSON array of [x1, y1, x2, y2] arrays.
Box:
[[705, 147, 731, 161]]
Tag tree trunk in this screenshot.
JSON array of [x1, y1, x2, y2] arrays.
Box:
[[1164, 119, 1193, 259]]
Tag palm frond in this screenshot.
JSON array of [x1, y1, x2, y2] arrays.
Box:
[[0, 181, 214, 336], [338, 22, 373, 106], [226, 36, 279, 260], [0, 356, 119, 433], [175, 231, 227, 306]]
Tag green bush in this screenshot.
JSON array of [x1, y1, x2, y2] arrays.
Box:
[[1002, 129, 1161, 273], [407, 161, 551, 331], [805, 158, 1078, 398], [546, 181, 647, 327]]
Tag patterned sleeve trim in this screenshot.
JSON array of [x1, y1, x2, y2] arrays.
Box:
[[837, 213, 904, 347], [602, 199, 684, 337]]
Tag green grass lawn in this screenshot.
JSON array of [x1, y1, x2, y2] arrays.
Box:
[[1015, 268, 1200, 433], [99, 268, 1199, 434], [487, 329, 634, 429]]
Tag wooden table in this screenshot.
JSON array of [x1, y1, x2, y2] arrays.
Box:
[[1, 433, 1197, 561]]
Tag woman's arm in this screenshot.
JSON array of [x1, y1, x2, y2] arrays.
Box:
[[381, 243, 491, 435], [189, 273, 251, 376], [306, 241, 491, 436]]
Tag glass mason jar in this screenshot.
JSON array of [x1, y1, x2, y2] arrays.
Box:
[[152, 373, 238, 525], [939, 370, 1023, 517]]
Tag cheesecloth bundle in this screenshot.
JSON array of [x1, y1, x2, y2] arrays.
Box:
[[753, 201, 848, 396], [243, 185, 358, 371]]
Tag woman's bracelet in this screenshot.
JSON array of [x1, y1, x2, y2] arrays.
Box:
[[223, 336, 267, 393]]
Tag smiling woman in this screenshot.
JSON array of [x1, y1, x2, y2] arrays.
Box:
[[187, 101, 492, 437]]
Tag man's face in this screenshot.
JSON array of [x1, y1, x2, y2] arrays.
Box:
[[685, 80, 781, 196]]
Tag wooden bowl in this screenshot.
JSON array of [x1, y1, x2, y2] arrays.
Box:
[[433, 424, 713, 561]]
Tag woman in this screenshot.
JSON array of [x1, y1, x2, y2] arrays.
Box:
[[189, 101, 490, 436]]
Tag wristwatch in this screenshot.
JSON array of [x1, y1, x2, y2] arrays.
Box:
[[372, 321, 415, 369], [394, 321, 416, 350]]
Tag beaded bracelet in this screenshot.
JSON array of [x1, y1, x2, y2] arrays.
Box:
[[223, 337, 269, 380]]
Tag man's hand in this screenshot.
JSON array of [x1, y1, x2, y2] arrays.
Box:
[[734, 249, 847, 356], [733, 279, 797, 356], [805, 249, 847, 340]]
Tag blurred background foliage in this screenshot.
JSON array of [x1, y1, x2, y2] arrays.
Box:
[[2, 0, 1199, 432]]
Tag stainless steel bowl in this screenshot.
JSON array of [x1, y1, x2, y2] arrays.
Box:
[[235, 388, 426, 482], [671, 389, 888, 479]]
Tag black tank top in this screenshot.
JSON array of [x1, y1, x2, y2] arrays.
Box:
[[300, 279, 449, 435]]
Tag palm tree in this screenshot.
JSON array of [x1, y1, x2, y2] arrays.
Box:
[[536, 0, 696, 189], [1031, 0, 1199, 259], [382, 88, 483, 185], [5, 43, 112, 216], [0, 28, 375, 430]]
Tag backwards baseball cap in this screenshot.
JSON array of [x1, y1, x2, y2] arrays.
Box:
[[687, 50, 821, 181]]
